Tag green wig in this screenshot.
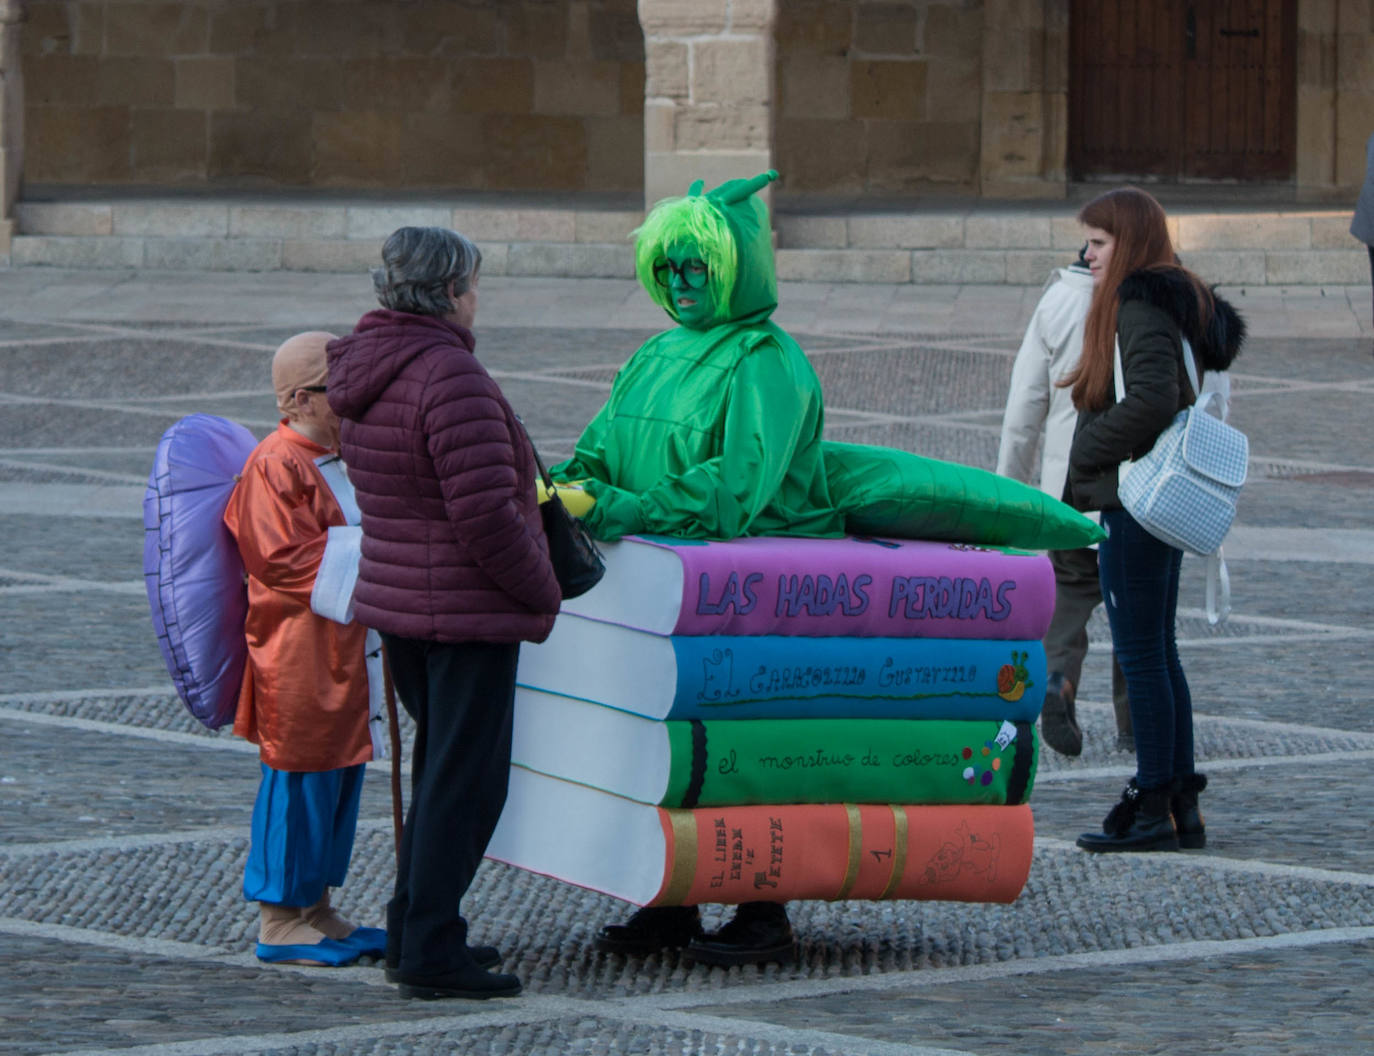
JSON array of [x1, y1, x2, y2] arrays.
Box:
[[633, 194, 739, 324]]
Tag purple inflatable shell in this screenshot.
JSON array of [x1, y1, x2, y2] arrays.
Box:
[[143, 414, 258, 729]]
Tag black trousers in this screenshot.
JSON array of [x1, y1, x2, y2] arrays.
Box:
[[381, 634, 520, 975]]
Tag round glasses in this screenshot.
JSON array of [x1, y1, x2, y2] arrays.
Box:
[[652, 258, 710, 290]]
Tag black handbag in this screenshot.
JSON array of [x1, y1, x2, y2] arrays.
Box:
[[526, 435, 606, 600]]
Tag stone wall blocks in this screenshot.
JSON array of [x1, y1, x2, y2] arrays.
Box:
[[728, 0, 778, 32], [910, 249, 1006, 284], [1005, 249, 1076, 284], [848, 215, 965, 249], [473, 242, 509, 277], [230, 206, 347, 240], [514, 210, 578, 241], [104, 3, 209, 58], [779, 55, 849, 121], [346, 206, 453, 241], [854, 3, 918, 56], [850, 60, 927, 121], [1310, 215, 1362, 248], [533, 60, 624, 117], [1050, 216, 1085, 250], [506, 241, 634, 278], [174, 57, 236, 111], [281, 238, 384, 273], [113, 204, 228, 238], [775, 248, 911, 283], [143, 238, 282, 272], [10, 235, 144, 269], [1176, 215, 1312, 251], [638, 0, 730, 37], [674, 104, 771, 151], [775, 215, 847, 249], [694, 40, 772, 106], [965, 215, 1051, 249], [15, 202, 113, 237], [575, 210, 643, 244], [1176, 250, 1267, 285], [451, 209, 521, 241], [1266, 249, 1368, 285], [645, 41, 689, 100]]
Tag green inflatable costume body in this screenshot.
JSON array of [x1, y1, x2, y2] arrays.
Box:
[[554, 171, 1103, 551]]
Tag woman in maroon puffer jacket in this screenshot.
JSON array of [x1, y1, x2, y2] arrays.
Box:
[[327, 226, 560, 1002]]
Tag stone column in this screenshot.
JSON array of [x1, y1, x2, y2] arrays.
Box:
[[0, 0, 24, 252], [979, 0, 1067, 198], [638, 0, 777, 207]]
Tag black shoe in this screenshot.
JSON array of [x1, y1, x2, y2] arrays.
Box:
[[1171, 772, 1207, 850], [1040, 673, 1083, 757], [384, 945, 500, 983], [392, 963, 521, 1001], [684, 902, 796, 967], [1115, 731, 1135, 754], [596, 905, 703, 956], [1077, 779, 1179, 853]]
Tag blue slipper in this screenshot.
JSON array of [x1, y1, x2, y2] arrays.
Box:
[[342, 926, 387, 957], [255, 937, 361, 967]]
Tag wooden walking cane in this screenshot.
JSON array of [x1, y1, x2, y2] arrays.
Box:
[[381, 644, 403, 864]]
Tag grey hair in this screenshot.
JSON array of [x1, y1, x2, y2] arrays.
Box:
[[371, 226, 482, 317]]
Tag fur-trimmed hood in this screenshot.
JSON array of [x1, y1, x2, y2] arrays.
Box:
[[1118, 266, 1245, 373]]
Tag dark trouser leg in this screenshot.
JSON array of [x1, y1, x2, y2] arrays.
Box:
[[382, 634, 519, 977], [1044, 546, 1101, 689], [1097, 510, 1192, 791]]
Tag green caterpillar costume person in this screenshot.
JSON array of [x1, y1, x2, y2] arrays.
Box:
[[554, 170, 843, 543], [554, 170, 1101, 551], [553, 170, 1099, 967]]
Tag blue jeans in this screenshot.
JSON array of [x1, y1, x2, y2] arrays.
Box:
[[1098, 508, 1193, 790]]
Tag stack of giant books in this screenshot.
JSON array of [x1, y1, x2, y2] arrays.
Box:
[[487, 534, 1051, 908]]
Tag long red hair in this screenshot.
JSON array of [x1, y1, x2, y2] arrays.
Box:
[[1062, 187, 1185, 410]]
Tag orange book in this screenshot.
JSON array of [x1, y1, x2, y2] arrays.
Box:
[[487, 766, 1033, 907]]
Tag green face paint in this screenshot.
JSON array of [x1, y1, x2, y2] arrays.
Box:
[[659, 242, 716, 328]]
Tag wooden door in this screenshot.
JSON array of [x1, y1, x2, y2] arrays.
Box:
[[1068, 0, 1296, 182]]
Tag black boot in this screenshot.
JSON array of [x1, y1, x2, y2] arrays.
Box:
[[595, 905, 703, 956], [1076, 779, 1179, 853], [1172, 772, 1208, 849], [1040, 672, 1083, 757], [684, 901, 796, 967]]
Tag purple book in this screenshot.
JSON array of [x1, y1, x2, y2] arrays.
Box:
[[560, 534, 1054, 640]]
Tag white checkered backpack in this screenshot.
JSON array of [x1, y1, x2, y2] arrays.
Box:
[[1115, 337, 1246, 621]]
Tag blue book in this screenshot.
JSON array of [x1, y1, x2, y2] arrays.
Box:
[[516, 612, 1045, 722]]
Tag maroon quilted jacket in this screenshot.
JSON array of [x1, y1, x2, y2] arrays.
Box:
[[326, 310, 560, 644]]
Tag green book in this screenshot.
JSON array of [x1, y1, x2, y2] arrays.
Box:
[[511, 688, 1038, 808]]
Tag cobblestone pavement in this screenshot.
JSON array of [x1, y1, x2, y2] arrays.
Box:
[[1, 271, 1372, 1056]]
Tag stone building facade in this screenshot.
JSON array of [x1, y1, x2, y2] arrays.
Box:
[[1, 0, 1371, 243]]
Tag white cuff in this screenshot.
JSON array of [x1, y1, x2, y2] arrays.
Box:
[[310, 525, 362, 625]]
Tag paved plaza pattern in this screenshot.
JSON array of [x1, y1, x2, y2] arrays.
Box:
[[1, 270, 1372, 1055]]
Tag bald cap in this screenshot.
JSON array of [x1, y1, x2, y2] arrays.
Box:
[[272, 331, 337, 417]]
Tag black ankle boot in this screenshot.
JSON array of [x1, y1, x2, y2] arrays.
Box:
[[685, 901, 796, 966], [1076, 779, 1179, 853], [595, 905, 703, 956], [1040, 672, 1083, 757], [1171, 772, 1207, 849]]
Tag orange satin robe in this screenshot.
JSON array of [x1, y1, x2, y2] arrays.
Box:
[[223, 422, 372, 772]]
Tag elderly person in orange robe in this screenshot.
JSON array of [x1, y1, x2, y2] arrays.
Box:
[[223, 331, 386, 967]]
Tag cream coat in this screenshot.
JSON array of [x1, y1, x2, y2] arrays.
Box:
[[996, 265, 1094, 502]]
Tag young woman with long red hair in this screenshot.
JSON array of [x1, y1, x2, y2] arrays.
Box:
[[1062, 187, 1246, 852]]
